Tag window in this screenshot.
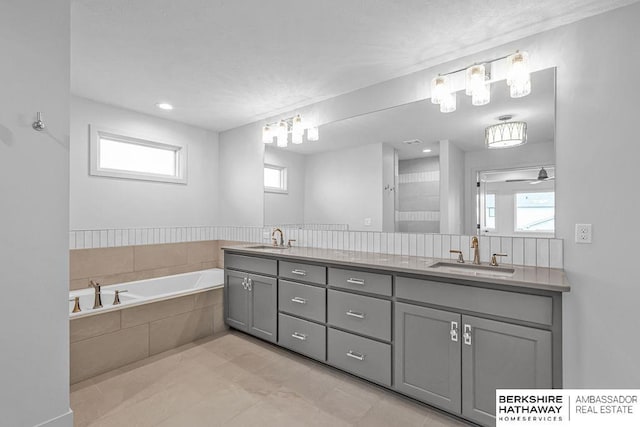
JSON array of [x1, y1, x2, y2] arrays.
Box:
[[264, 164, 287, 193], [515, 192, 555, 232], [90, 125, 187, 184]]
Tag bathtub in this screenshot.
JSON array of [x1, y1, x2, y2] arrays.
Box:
[[69, 268, 224, 318]]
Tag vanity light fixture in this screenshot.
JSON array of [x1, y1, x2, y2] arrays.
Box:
[[156, 102, 173, 110], [262, 114, 320, 146], [431, 50, 531, 113], [485, 115, 527, 149]]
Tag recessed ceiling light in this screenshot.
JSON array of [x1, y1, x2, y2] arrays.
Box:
[[156, 103, 173, 110], [422, 148, 432, 153]]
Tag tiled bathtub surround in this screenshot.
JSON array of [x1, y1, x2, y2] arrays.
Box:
[[70, 226, 563, 268], [69, 241, 218, 290], [70, 288, 226, 383]]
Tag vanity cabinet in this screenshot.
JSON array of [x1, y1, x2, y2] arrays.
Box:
[[224, 248, 565, 427], [395, 303, 552, 424], [224, 258, 277, 343]]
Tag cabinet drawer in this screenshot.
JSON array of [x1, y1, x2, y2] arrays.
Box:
[[396, 276, 553, 326], [279, 280, 326, 323], [327, 290, 391, 341], [225, 254, 277, 276], [279, 313, 326, 362], [329, 268, 392, 296], [279, 261, 326, 285], [327, 328, 391, 387]]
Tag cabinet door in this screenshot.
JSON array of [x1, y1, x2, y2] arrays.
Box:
[[225, 269, 249, 331], [247, 273, 278, 343], [394, 302, 462, 414], [461, 315, 552, 426]]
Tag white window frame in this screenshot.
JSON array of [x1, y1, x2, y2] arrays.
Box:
[[264, 163, 287, 193], [89, 125, 187, 184], [513, 190, 555, 235]]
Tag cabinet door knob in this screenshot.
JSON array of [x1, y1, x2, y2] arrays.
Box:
[[463, 324, 472, 346], [450, 321, 459, 342]]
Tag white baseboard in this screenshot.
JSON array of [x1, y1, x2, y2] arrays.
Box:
[[35, 409, 73, 427]]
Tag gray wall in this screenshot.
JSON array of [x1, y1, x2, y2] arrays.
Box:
[[70, 96, 219, 229], [0, 0, 72, 425], [304, 143, 383, 231], [217, 3, 640, 387], [440, 140, 464, 234]]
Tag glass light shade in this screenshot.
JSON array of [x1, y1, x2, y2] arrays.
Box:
[[439, 91, 456, 113], [485, 121, 527, 148], [510, 78, 531, 98], [292, 114, 303, 136], [507, 51, 531, 98], [431, 76, 449, 105], [262, 125, 273, 144], [307, 126, 319, 141], [472, 83, 491, 106], [292, 132, 303, 144], [465, 64, 486, 96], [276, 121, 288, 147]]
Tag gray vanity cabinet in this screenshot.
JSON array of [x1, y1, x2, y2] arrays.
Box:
[[394, 302, 462, 414], [224, 269, 277, 343], [461, 315, 552, 426]]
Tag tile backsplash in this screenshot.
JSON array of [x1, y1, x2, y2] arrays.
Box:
[[69, 226, 563, 269]]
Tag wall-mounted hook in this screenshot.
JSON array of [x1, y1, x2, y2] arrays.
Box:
[[32, 112, 45, 131]]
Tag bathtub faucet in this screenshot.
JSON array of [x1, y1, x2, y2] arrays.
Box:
[[88, 280, 103, 309]]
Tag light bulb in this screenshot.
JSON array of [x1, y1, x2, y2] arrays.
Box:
[[262, 125, 273, 144], [431, 75, 449, 105], [465, 64, 486, 96], [507, 51, 531, 98], [439, 92, 456, 113], [292, 114, 303, 137], [307, 126, 319, 141], [277, 120, 288, 147]]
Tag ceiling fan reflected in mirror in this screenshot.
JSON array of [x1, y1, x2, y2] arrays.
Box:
[[506, 167, 555, 184]]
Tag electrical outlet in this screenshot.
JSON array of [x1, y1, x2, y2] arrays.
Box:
[[575, 224, 592, 244], [364, 218, 372, 226]]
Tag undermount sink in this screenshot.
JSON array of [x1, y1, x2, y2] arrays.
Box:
[[428, 261, 515, 278], [248, 245, 290, 250]]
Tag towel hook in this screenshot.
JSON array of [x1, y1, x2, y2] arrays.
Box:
[[32, 112, 46, 131]]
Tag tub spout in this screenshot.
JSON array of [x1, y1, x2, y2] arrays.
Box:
[[89, 280, 102, 309]]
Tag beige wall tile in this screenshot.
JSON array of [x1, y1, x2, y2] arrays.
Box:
[[70, 311, 121, 343], [194, 288, 223, 309], [121, 295, 195, 328], [71, 324, 149, 384], [149, 306, 215, 355], [187, 241, 217, 265], [70, 247, 134, 280], [134, 243, 188, 271], [213, 304, 227, 334]]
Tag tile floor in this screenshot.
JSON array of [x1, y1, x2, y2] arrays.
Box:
[[71, 331, 470, 426]]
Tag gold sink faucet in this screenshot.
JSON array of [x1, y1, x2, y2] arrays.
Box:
[[88, 280, 102, 309], [272, 228, 284, 247], [471, 236, 481, 265]]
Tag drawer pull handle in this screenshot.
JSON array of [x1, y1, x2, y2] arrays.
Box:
[[346, 350, 365, 361], [346, 278, 365, 285], [450, 321, 458, 342], [291, 297, 307, 304], [291, 332, 307, 341], [346, 310, 365, 319], [291, 269, 307, 276]]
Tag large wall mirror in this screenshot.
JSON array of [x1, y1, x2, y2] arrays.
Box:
[[264, 67, 556, 237]]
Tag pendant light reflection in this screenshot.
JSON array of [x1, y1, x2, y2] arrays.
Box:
[[485, 115, 527, 149]]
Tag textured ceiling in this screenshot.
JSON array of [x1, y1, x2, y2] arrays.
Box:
[[71, 0, 637, 132]]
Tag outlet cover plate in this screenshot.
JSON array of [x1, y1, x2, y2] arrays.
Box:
[[575, 224, 592, 244]]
